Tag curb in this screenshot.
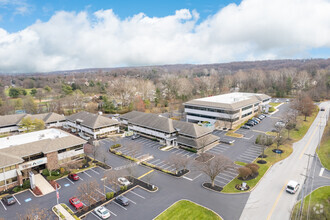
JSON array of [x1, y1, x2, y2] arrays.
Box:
[[201, 182, 223, 194]]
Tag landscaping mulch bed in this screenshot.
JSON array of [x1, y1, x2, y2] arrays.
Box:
[[96, 162, 111, 170], [235, 184, 250, 191], [238, 172, 259, 181], [203, 183, 223, 192], [195, 153, 214, 163], [257, 160, 267, 164], [258, 154, 268, 158], [272, 149, 283, 154]]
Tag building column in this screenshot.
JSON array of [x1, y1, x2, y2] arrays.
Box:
[[16, 165, 23, 186], [46, 152, 59, 170]]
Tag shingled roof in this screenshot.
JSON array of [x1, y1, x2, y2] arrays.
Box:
[[66, 111, 119, 129], [173, 120, 212, 138], [0, 114, 26, 127], [176, 134, 219, 149], [128, 113, 175, 133]]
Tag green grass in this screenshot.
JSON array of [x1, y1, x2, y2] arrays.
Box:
[[269, 102, 281, 107], [155, 200, 222, 220], [317, 119, 330, 169], [222, 143, 293, 193], [225, 131, 243, 138], [234, 161, 247, 166], [4, 88, 33, 96], [291, 186, 330, 220]]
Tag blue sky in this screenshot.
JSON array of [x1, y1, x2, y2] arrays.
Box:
[[0, 0, 329, 73]]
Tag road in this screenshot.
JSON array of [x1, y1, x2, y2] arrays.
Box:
[[240, 101, 329, 220]]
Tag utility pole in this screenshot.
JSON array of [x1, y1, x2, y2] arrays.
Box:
[[297, 153, 314, 220]]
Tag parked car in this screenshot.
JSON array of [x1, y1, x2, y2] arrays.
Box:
[[286, 99, 290, 102], [247, 120, 256, 125], [220, 138, 235, 144], [250, 119, 259, 124], [286, 180, 300, 194], [94, 206, 111, 219], [69, 197, 83, 210], [115, 196, 129, 206], [2, 195, 16, 206], [253, 117, 261, 122], [241, 125, 251, 129], [118, 177, 131, 186], [275, 121, 286, 127], [68, 173, 79, 181], [321, 107, 325, 111], [131, 134, 140, 140], [245, 122, 254, 127]]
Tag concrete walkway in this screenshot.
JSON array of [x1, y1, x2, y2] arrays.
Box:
[[54, 204, 75, 220], [34, 174, 55, 195]]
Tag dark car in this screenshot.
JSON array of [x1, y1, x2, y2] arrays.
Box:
[[250, 119, 259, 124], [321, 107, 325, 111], [115, 196, 129, 206], [241, 125, 251, 129], [245, 122, 254, 127], [2, 195, 16, 206], [248, 120, 257, 125], [68, 173, 79, 181]]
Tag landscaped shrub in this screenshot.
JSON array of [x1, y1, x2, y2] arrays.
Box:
[[238, 167, 252, 180], [33, 186, 42, 195], [123, 185, 127, 191], [22, 179, 30, 189], [106, 192, 114, 199], [42, 169, 50, 176], [269, 106, 276, 113], [51, 170, 60, 176], [245, 163, 260, 175], [59, 167, 66, 174], [120, 186, 125, 191], [255, 135, 260, 144]]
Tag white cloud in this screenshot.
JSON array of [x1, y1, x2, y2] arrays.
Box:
[[0, 0, 330, 73]]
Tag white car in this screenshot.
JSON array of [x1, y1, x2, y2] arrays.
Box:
[[118, 177, 131, 186], [286, 180, 300, 194], [94, 206, 111, 219]]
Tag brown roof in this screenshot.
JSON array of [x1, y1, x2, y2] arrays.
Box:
[[0, 130, 87, 168], [119, 111, 145, 121], [176, 134, 219, 149], [128, 113, 175, 134], [67, 111, 119, 129], [21, 112, 66, 124], [173, 120, 212, 138], [0, 114, 26, 127]]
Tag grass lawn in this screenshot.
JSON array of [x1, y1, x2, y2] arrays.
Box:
[[269, 102, 281, 107], [291, 186, 330, 220], [234, 161, 247, 166], [155, 200, 222, 220], [5, 88, 33, 96], [225, 131, 243, 138], [317, 119, 330, 169], [222, 143, 293, 193]]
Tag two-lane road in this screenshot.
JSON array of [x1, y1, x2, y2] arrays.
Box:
[[240, 101, 329, 220]]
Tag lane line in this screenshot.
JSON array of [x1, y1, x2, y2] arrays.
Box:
[[128, 190, 145, 199], [105, 185, 114, 192], [266, 181, 288, 220], [183, 176, 193, 181], [138, 170, 154, 179], [90, 168, 100, 175], [0, 200, 7, 210], [84, 171, 92, 177], [319, 168, 325, 176], [113, 201, 127, 210], [13, 195, 21, 205], [299, 121, 320, 159], [124, 197, 136, 204], [67, 178, 75, 184], [91, 211, 103, 220]]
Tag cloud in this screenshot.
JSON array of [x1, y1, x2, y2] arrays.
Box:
[[0, 0, 31, 15], [0, 0, 330, 73]]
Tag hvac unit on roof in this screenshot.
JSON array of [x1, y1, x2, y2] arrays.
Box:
[[39, 134, 45, 140]]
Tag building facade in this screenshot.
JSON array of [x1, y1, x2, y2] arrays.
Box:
[[184, 92, 271, 129], [66, 111, 120, 140], [0, 129, 87, 191], [119, 111, 219, 150]]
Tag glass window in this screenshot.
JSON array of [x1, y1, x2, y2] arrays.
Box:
[[5, 166, 10, 172], [0, 180, 4, 186], [0, 168, 3, 173], [10, 165, 16, 170]]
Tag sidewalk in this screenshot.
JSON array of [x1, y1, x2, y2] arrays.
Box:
[[34, 174, 55, 195], [54, 204, 75, 220]]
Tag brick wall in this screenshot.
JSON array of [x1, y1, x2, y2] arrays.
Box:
[[46, 151, 59, 171]]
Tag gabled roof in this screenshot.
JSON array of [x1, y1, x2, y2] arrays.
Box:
[[173, 120, 212, 138], [66, 111, 119, 129], [128, 113, 175, 133], [176, 133, 219, 149], [119, 111, 145, 121], [0, 114, 26, 127], [21, 112, 66, 124]]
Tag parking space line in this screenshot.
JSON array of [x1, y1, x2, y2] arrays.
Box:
[[78, 175, 84, 181], [0, 200, 7, 210], [220, 172, 235, 178], [108, 210, 117, 216], [217, 175, 233, 181], [171, 149, 180, 153], [96, 189, 105, 196], [149, 159, 160, 164], [128, 190, 145, 199], [67, 177, 75, 184], [84, 171, 92, 177], [243, 152, 259, 156], [90, 168, 100, 175], [105, 185, 114, 192], [13, 194, 21, 205], [163, 164, 173, 170], [124, 197, 136, 204], [91, 211, 103, 220], [154, 161, 165, 166], [114, 201, 127, 210]]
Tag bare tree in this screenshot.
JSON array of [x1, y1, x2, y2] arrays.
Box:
[[292, 93, 315, 121], [104, 170, 121, 192], [274, 123, 285, 149], [166, 155, 190, 174], [195, 155, 234, 187], [17, 205, 53, 220], [198, 135, 211, 162], [77, 180, 102, 206]]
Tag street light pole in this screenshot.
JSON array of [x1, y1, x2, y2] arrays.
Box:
[[101, 176, 107, 198]]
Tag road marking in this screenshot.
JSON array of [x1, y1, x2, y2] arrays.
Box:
[[91, 211, 103, 220], [138, 170, 154, 179], [113, 201, 127, 210], [96, 189, 105, 196], [24, 198, 32, 202], [252, 130, 267, 134], [64, 183, 70, 187], [149, 159, 160, 164], [67, 178, 75, 184], [84, 171, 92, 177], [319, 168, 325, 176], [108, 210, 117, 216], [13, 195, 21, 205], [193, 173, 203, 180], [90, 168, 100, 175], [128, 190, 145, 199], [105, 185, 114, 192], [154, 161, 165, 166], [183, 176, 193, 181], [125, 197, 136, 204], [299, 121, 320, 159], [0, 200, 7, 210], [86, 193, 98, 202], [266, 181, 288, 220], [78, 175, 84, 181]]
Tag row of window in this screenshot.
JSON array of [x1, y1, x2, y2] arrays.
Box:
[[186, 113, 239, 122], [0, 177, 18, 186], [184, 105, 240, 114], [263, 98, 270, 102], [0, 165, 16, 173], [242, 112, 252, 118], [242, 105, 253, 111], [58, 144, 84, 154]]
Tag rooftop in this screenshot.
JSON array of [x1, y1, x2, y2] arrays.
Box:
[[195, 92, 266, 104], [66, 111, 119, 129]]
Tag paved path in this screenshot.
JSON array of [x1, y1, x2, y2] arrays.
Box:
[[54, 204, 75, 220], [35, 174, 55, 195], [240, 101, 329, 220]]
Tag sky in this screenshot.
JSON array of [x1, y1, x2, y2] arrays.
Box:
[[0, 0, 329, 73]]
